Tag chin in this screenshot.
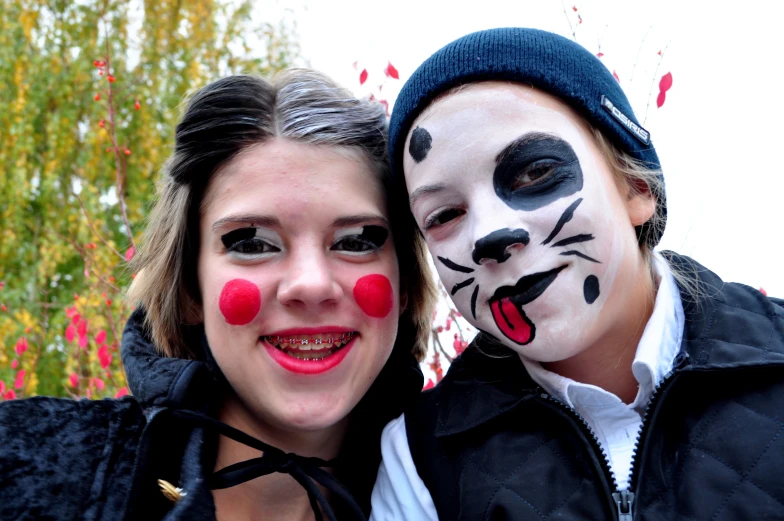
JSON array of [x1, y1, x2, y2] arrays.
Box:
[[275, 399, 351, 432]]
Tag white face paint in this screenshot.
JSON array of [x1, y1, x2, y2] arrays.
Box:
[[404, 82, 650, 362]]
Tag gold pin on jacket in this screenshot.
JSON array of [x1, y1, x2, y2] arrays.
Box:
[[158, 479, 187, 502]]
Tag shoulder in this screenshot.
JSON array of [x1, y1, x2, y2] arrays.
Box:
[[0, 396, 145, 520]]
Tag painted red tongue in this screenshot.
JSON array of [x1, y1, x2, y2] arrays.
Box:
[[490, 297, 533, 345]]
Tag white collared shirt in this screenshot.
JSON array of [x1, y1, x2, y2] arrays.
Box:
[[521, 252, 684, 490], [370, 252, 685, 520]]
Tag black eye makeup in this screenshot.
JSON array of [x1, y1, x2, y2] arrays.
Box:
[[331, 225, 389, 254], [493, 133, 583, 211], [220, 227, 281, 257]]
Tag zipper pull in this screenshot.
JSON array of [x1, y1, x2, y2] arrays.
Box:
[[612, 490, 635, 521]]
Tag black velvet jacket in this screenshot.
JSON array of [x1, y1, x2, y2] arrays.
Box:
[[0, 309, 423, 521], [404, 253, 784, 520]]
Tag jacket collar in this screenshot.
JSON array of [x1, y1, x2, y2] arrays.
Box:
[[121, 308, 222, 411], [432, 252, 784, 437]]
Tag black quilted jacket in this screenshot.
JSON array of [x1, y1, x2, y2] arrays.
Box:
[[0, 309, 423, 521], [405, 253, 784, 520]]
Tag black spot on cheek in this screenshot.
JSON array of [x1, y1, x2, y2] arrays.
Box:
[[409, 127, 432, 163], [583, 275, 600, 304]]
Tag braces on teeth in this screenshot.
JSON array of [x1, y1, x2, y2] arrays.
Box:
[[269, 333, 355, 346]]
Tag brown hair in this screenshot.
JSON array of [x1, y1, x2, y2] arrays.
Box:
[[129, 69, 437, 361]]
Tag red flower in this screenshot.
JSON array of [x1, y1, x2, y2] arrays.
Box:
[[359, 68, 368, 85], [134, 100, 141, 110], [14, 369, 26, 389], [94, 378, 105, 391], [3, 390, 16, 400], [78, 334, 89, 349], [95, 330, 107, 344], [11, 359, 17, 369], [107, 74, 115, 83], [596, 52, 604, 58], [423, 379, 435, 391], [94, 94, 101, 101], [0, 381, 4, 394], [124, 148, 131, 156], [115, 387, 129, 398], [572, 5, 578, 11], [384, 61, 400, 79], [612, 70, 620, 82], [77, 319, 88, 337], [760, 287, 768, 296], [125, 246, 135, 261], [69, 373, 79, 388]]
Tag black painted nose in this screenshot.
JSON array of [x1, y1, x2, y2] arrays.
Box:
[[472, 228, 530, 264]]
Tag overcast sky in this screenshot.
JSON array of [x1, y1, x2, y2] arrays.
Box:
[[254, 0, 784, 297]]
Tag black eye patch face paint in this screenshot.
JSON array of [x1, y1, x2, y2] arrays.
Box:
[[493, 133, 583, 211], [409, 127, 433, 163]]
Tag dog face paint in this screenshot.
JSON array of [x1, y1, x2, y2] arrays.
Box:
[[405, 82, 648, 363]]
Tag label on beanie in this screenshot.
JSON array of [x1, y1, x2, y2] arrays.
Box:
[[601, 96, 650, 145]]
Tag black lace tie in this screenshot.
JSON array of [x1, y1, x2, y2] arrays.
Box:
[[172, 409, 366, 521]]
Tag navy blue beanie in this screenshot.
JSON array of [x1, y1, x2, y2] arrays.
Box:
[[389, 27, 666, 246]]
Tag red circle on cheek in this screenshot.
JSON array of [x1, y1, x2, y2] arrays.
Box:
[[219, 279, 261, 325], [353, 274, 394, 318]]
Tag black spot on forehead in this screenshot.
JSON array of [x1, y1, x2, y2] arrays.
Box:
[[409, 127, 433, 163]]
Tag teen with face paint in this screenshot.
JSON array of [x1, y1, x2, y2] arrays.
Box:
[[371, 28, 784, 521], [0, 70, 438, 521]]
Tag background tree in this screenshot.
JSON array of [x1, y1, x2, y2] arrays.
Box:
[[0, 0, 300, 399]]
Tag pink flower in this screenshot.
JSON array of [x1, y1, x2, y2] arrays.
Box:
[[98, 345, 112, 369], [77, 319, 87, 337], [94, 378, 105, 390], [69, 373, 79, 388], [11, 359, 17, 369], [115, 387, 129, 398], [125, 246, 135, 261], [78, 334, 88, 349], [65, 324, 76, 342], [4, 390, 16, 400], [95, 330, 107, 344], [14, 369, 26, 389], [0, 380, 5, 394], [423, 379, 435, 391], [15, 337, 28, 355]]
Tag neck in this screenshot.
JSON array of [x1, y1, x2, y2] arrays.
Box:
[[543, 257, 657, 404], [212, 394, 348, 521]]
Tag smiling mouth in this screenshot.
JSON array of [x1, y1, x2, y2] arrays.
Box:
[[489, 265, 566, 345], [262, 332, 357, 361]]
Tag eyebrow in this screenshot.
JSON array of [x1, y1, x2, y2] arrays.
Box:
[[408, 183, 447, 206], [212, 214, 281, 231], [495, 132, 561, 165], [332, 214, 389, 228]]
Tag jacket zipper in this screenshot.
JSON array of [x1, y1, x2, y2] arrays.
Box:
[[534, 350, 691, 521]]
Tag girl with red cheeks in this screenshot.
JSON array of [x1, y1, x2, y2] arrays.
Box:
[[0, 70, 436, 521], [371, 28, 784, 521]]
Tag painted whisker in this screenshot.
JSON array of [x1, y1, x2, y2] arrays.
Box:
[[451, 278, 475, 296], [438, 256, 474, 273], [470, 286, 479, 319], [560, 250, 601, 263], [541, 198, 583, 245], [551, 233, 594, 248]]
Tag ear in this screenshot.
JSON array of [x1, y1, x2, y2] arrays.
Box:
[[625, 186, 656, 228]]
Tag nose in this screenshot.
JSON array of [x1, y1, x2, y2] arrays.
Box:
[[277, 249, 343, 311], [472, 228, 530, 264]]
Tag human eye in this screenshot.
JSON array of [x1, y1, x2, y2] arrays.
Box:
[[423, 207, 465, 231], [510, 159, 561, 191], [331, 225, 389, 255], [220, 228, 281, 258]]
